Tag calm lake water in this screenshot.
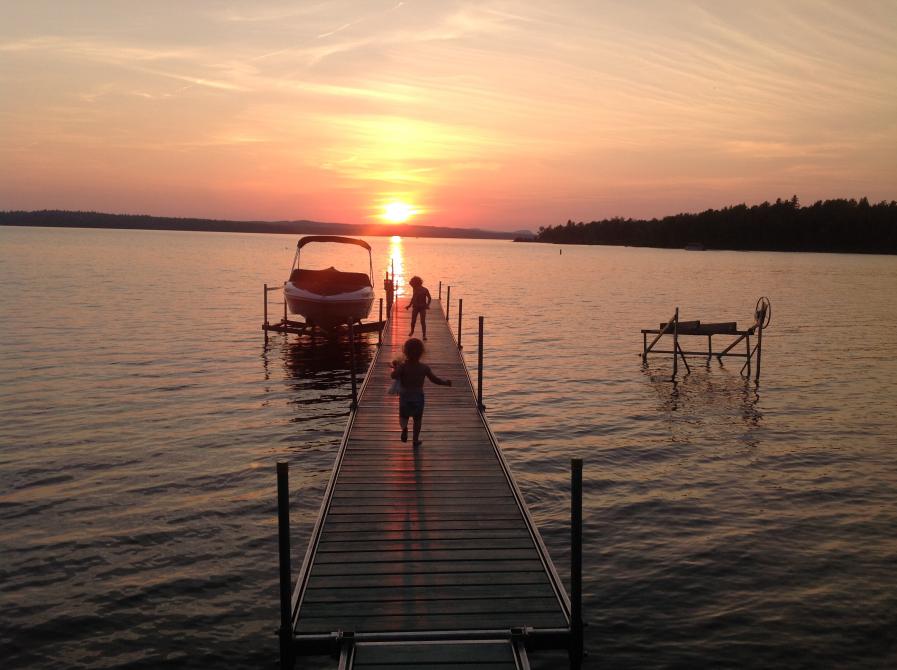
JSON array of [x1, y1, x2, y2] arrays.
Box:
[[2, 226, 896, 669]]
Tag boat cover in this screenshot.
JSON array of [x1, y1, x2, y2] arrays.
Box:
[[296, 235, 371, 251], [289, 267, 372, 295]]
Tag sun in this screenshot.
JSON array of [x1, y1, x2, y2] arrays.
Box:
[[382, 201, 415, 224]]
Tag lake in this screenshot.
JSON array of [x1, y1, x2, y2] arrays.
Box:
[[2, 226, 896, 668]]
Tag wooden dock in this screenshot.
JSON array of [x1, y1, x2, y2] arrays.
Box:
[[277, 297, 582, 668]]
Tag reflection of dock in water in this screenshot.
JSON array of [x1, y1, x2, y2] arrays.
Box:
[[275, 294, 585, 669]]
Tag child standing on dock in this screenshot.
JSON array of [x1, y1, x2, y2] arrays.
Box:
[[391, 338, 451, 447], [405, 276, 431, 340]]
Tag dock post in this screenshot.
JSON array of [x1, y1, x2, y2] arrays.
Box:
[[477, 316, 485, 411], [384, 272, 394, 318], [755, 323, 763, 383], [276, 462, 293, 669], [283, 288, 287, 325], [642, 331, 647, 363], [264, 283, 269, 342], [457, 298, 463, 349], [439, 281, 442, 300], [672, 307, 679, 380], [378, 298, 383, 347], [348, 321, 358, 409], [570, 458, 584, 670], [446, 286, 451, 321]]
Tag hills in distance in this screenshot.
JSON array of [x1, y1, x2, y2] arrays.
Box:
[[0, 210, 530, 240]]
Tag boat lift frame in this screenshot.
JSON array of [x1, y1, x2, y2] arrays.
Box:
[[261, 266, 395, 341], [641, 297, 771, 382]]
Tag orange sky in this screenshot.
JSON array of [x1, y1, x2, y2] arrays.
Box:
[[1, 1, 895, 231]]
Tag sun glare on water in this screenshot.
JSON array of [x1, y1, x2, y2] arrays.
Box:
[[382, 201, 416, 223]]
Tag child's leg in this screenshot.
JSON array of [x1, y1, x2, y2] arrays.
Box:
[[398, 399, 409, 441], [420, 310, 427, 339], [412, 411, 423, 445], [409, 309, 418, 335]]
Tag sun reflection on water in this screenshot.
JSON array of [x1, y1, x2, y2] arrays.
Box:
[[389, 235, 405, 298]]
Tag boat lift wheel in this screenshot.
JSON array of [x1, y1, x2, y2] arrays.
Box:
[[755, 296, 772, 329]]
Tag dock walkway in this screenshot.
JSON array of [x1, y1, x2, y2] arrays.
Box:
[[284, 299, 577, 667]]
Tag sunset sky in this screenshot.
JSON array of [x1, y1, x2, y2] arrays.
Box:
[[2, 1, 895, 230]]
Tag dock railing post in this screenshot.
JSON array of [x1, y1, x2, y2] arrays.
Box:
[[378, 298, 383, 347], [755, 322, 763, 383], [283, 286, 287, 325], [446, 286, 451, 321], [477, 316, 485, 411], [384, 272, 394, 318], [672, 307, 679, 380], [264, 283, 270, 343], [457, 298, 463, 349], [276, 461, 293, 669], [438, 281, 442, 301], [570, 458, 584, 670], [348, 321, 358, 409]]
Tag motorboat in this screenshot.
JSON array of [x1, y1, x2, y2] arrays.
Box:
[[283, 235, 374, 329]]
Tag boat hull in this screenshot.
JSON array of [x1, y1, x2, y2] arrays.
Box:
[[284, 283, 374, 329]]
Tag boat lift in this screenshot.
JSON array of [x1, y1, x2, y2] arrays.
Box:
[[641, 297, 771, 381], [262, 268, 394, 342]]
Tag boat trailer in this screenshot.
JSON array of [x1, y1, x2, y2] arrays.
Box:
[[641, 297, 771, 381]]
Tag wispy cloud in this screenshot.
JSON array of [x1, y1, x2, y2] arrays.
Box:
[[2, 0, 895, 225]]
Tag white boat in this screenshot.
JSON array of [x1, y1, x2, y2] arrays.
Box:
[[283, 235, 374, 329]]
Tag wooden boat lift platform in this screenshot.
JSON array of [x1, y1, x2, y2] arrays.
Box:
[[641, 297, 771, 381], [275, 291, 584, 668]]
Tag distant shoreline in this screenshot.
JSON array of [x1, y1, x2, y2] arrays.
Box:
[[0, 210, 529, 241], [528, 197, 897, 255]]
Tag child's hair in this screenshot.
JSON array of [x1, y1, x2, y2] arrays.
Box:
[[409, 276, 423, 287], [403, 338, 424, 362]]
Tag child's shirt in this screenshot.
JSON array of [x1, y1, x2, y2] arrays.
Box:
[[392, 361, 449, 391], [410, 286, 431, 310]]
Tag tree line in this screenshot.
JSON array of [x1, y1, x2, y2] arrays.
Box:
[[0, 209, 517, 240], [532, 197, 897, 254]]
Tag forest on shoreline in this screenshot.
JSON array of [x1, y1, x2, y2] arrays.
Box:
[[0, 210, 520, 240], [531, 198, 897, 254]]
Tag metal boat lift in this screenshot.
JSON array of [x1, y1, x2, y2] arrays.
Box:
[[262, 269, 396, 341], [641, 297, 771, 381]]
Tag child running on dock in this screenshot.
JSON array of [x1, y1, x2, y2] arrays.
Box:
[[391, 338, 451, 447], [405, 276, 431, 340]]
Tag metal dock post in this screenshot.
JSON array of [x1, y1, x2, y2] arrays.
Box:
[[276, 462, 293, 669]]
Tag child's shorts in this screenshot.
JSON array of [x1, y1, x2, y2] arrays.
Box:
[[399, 390, 425, 419]]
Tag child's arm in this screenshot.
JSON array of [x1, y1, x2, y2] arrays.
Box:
[[425, 288, 432, 308], [390, 362, 403, 379], [426, 367, 452, 386]]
